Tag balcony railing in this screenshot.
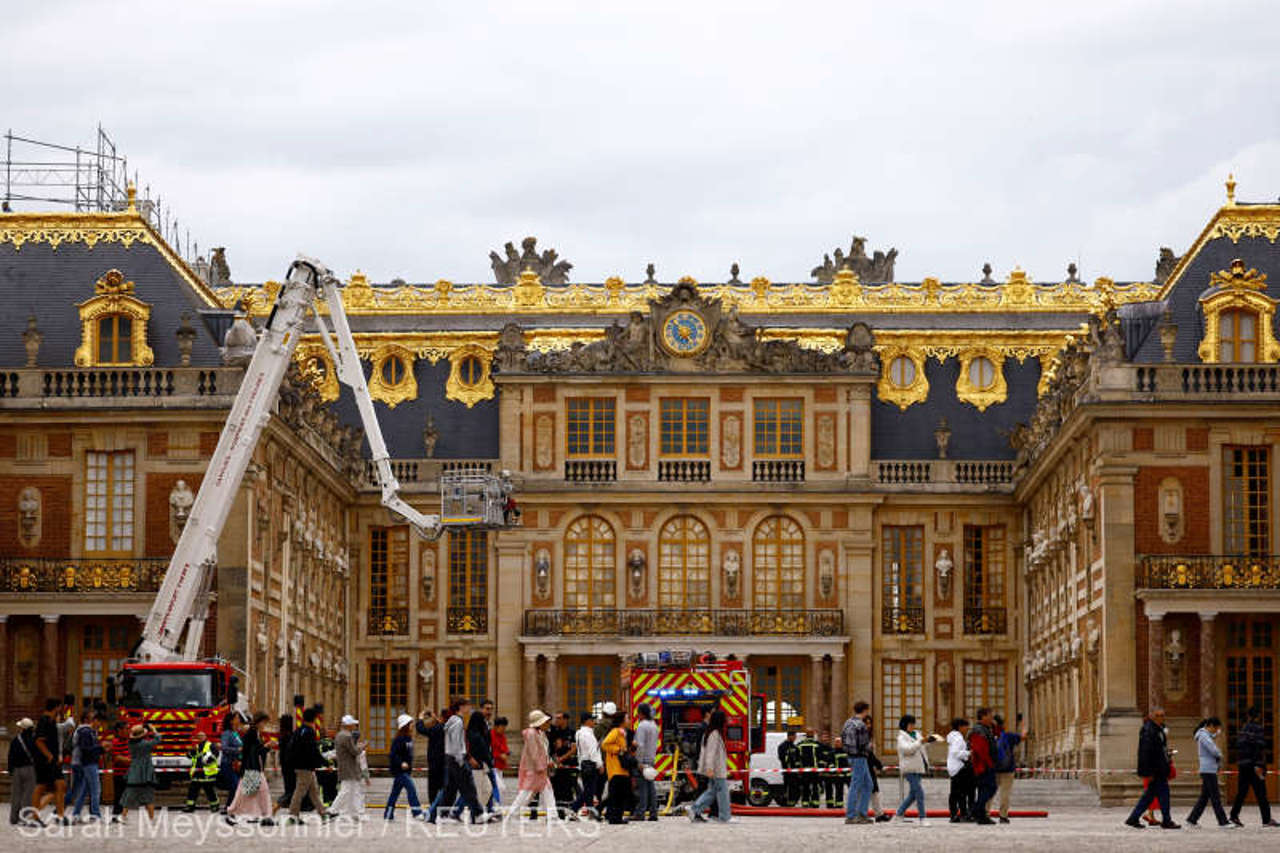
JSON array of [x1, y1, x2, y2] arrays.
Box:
[[881, 605, 925, 634], [963, 607, 1008, 635], [0, 557, 168, 593], [367, 607, 409, 636], [0, 367, 243, 401], [1134, 364, 1280, 396], [522, 608, 844, 637], [875, 459, 1015, 490], [658, 458, 711, 482], [359, 459, 493, 490], [1137, 555, 1280, 590], [447, 606, 489, 634], [752, 459, 805, 483], [564, 459, 616, 483]]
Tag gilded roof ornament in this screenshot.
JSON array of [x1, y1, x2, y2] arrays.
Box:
[[1225, 173, 1236, 205], [94, 268, 135, 295]]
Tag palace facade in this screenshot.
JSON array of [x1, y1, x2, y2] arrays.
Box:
[[2, 183, 1278, 802]]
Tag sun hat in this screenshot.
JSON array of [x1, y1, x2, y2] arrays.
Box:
[[130, 724, 146, 738], [601, 702, 617, 716], [341, 714, 359, 726], [527, 709, 551, 728], [396, 713, 414, 730]]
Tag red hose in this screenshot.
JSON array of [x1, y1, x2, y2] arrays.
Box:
[[732, 806, 1049, 818]]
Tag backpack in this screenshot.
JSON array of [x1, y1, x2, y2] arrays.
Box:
[[995, 733, 1016, 773]]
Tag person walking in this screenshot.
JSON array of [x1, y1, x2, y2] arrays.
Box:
[[385, 713, 424, 820], [427, 697, 489, 823], [32, 698, 69, 825], [287, 707, 329, 823], [507, 710, 564, 824], [1184, 717, 1232, 828], [466, 704, 496, 812], [777, 730, 800, 806], [490, 715, 510, 811], [688, 708, 731, 824], [8, 718, 38, 826], [416, 709, 447, 803], [273, 714, 295, 816], [226, 711, 274, 825], [183, 729, 222, 812], [946, 718, 973, 821], [217, 712, 243, 812], [865, 720, 891, 821], [796, 729, 823, 808], [633, 703, 659, 821], [69, 710, 104, 822], [550, 711, 579, 811], [601, 709, 632, 825], [993, 714, 1027, 823], [570, 711, 602, 816], [1229, 705, 1277, 827], [967, 708, 998, 825], [895, 714, 941, 825], [841, 701, 874, 824], [327, 714, 368, 821], [1124, 707, 1179, 829], [115, 724, 161, 823]]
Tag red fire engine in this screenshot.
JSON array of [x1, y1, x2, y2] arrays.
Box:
[[625, 650, 766, 801]]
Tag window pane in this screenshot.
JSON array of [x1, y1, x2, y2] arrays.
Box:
[[658, 516, 710, 608], [565, 516, 616, 609], [753, 516, 804, 609]]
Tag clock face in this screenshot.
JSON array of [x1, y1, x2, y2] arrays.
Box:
[[662, 310, 710, 356]]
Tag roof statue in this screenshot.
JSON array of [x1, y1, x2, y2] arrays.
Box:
[[209, 247, 232, 286], [1154, 247, 1180, 285], [488, 236, 573, 285], [811, 235, 897, 283]]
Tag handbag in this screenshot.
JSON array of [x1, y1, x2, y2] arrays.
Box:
[[240, 768, 263, 796]]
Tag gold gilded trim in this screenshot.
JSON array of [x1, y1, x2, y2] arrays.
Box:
[[1159, 202, 1280, 297], [445, 344, 495, 408], [75, 270, 154, 367], [1197, 260, 1280, 363], [876, 346, 929, 410], [295, 342, 339, 402], [367, 342, 418, 408], [955, 348, 1007, 411]]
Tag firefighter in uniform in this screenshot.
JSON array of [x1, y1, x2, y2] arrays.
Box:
[[821, 733, 847, 809], [184, 729, 221, 812], [776, 730, 800, 806], [796, 729, 823, 808]]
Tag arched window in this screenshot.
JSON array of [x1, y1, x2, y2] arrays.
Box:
[[1220, 309, 1258, 362], [564, 516, 616, 609], [752, 516, 805, 609], [658, 516, 710, 608]]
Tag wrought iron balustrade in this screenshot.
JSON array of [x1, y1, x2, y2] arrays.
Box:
[[881, 605, 925, 634], [658, 458, 711, 482], [564, 459, 617, 483], [1137, 554, 1280, 589], [752, 459, 805, 483], [447, 606, 489, 634], [0, 557, 167, 593], [367, 607, 409, 636], [963, 607, 1007, 635], [522, 608, 843, 637]]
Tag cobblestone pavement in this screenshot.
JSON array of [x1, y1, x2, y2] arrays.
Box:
[[5, 805, 1278, 851]]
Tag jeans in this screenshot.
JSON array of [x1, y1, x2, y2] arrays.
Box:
[[846, 757, 872, 819], [71, 764, 101, 818], [691, 776, 730, 823], [1229, 764, 1272, 823], [383, 771, 422, 820], [486, 767, 502, 809], [428, 759, 485, 822], [896, 772, 925, 819], [571, 761, 598, 811], [634, 772, 658, 819], [1187, 772, 1227, 825], [973, 769, 997, 819], [66, 765, 84, 807], [1127, 775, 1170, 824]]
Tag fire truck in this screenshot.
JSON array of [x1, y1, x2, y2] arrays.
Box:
[[625, 651, 766, 802], [107, 255, 514, 777]]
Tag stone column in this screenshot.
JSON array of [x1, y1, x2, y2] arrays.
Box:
[[0, 615, 9, 718], [544, 653, 560, 712], [1199, 613, 1216, 719], [494, 542, 527, 725], [41, 615, 60, 700], [830, 653, 847, 736], [809, 654, 825, 734], [842, 506, 875, 705], [1147, 613, 1164, 712], [523, 655, 539, 712]]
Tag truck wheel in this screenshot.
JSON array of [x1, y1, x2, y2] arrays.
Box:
[[747, 778, 773, 807]]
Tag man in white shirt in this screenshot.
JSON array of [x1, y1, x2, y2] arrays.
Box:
[[570, 713, 602, 816]]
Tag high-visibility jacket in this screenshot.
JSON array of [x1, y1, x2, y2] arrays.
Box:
[[796, 736, 823, 769], [188, 741, 219, 779]]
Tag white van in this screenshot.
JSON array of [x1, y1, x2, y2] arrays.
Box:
[[747, 731, 793, 806]]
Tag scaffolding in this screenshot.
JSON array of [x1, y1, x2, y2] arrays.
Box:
[[3, 125, 202, 262]]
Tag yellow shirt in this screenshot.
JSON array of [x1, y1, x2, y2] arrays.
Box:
[[601, 726, 628, 778]]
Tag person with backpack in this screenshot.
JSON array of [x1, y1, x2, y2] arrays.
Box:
[[1228, 705, 1277, 827], [68, 709, 105, 822], [8, 718, 38, 826], [993, 713, 1028, 823], [840, 700, 874, 824]]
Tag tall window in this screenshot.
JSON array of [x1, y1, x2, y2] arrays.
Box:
[[80, 623, 129, 705], [97, 314, 133, 364], [752, 516, 805, 609], [566, 398, 615, 457], [963, 525, 1006, 634], [882, 526, 924, 633], [1224, 447, 1271, 556], [85, 451, 135, 555], [753, 662, 805, 732], [448, 529, 488, 612], [447, 659, 488, 704], [963, 660, 1007, 717], [564, 516, 616, 609], [369, 526, 409, 622], [881, 660, 923, 750], [565, 661, 618, 718], [658, 516, 710, 608], [367, 660, 408, 751], [660, 398, 710, 456], [1220, 309, 1259, 363], [753, 398, 803, 458]]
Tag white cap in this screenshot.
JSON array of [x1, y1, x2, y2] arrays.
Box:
[[341, 714, 359, 726], [396, 713, 414, 730], [602, 701, 617, 716]]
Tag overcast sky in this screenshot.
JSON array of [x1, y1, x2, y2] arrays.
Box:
[[5, 0, 1279, 284]]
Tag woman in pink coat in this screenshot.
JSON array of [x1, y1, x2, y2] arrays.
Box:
[[505, 710, 567, 822]]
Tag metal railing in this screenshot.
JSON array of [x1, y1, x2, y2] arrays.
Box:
[[881, 605, 925, 634], [522, 608, 844, 637], [963, 607, 1008, 635], [367, 607, 409, 636], [752, 459, 805, 483], [0, 367, 243, 401], [1137, 554, 1280, 589], [359, 459, 493, 488], [658, 458, 711, 482], [0, 557, 168, 592], [447, 606, 489, 634], [564, 459, 617, 483]]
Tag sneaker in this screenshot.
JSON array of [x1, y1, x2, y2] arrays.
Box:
[[1263, 820, 1280, 827], [260, 818, 276, 827], [844, 817, 860, 824], [1160, 821, 1181, 830], [918, 818, 929, 827], [1229, 816, 1244, 826], [1124, 819, 1145, 829], [875, 813, 891, 822], [999, 816, 1010, 824], [1219, 822, 1238, 829], [1185, 819, 1198, 827], [691, 813, 707, 823]]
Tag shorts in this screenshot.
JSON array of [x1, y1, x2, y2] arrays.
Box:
[[35, 762, 62, 787]]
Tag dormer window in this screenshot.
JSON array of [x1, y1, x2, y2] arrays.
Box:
[[97, 314, 134, 364], [1219, 309, 1258, 362], [1198, 259, 1279, 364], [75, 270, 153, 367]]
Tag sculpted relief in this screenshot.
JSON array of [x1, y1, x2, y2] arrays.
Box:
[[721, 414, 742, 469], [627, 413, 647, 469], [534, 414, 554, 470]]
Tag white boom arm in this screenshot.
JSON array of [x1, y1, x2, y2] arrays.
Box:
[[135, 255, 444, 662]]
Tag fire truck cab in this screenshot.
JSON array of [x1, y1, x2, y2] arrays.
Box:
[[625, 650, 766, 802], [108, 659, 239, 774]]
